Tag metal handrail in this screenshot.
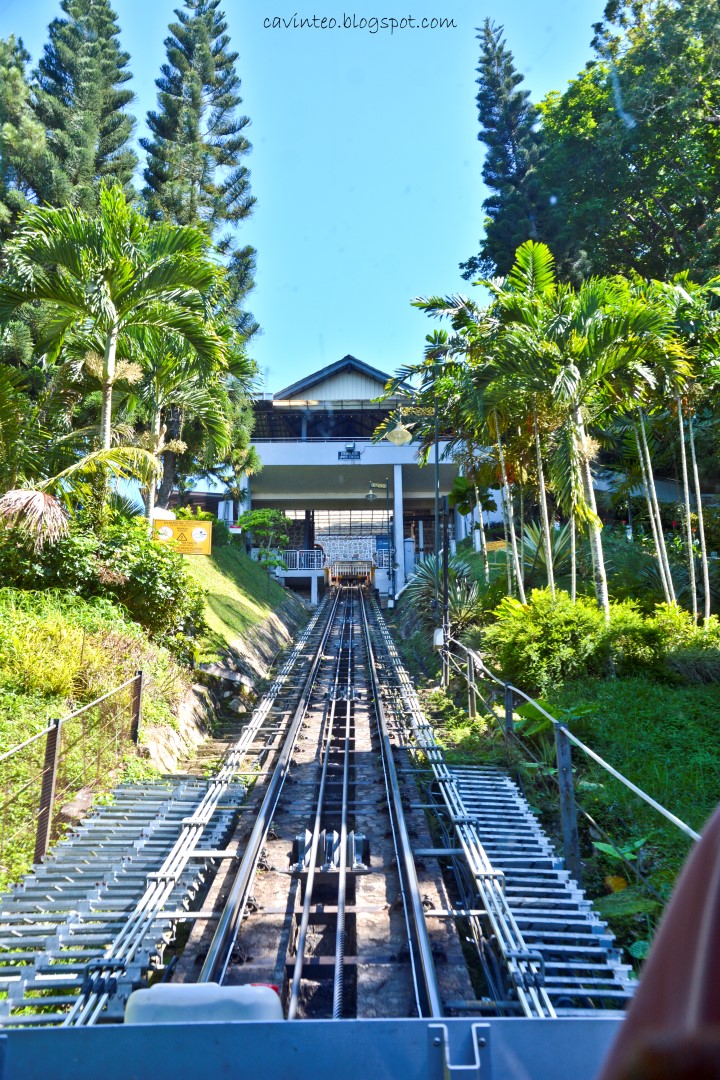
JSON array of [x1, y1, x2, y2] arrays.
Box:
[[447, 637, 701, 844], [283, 549, 325, 570], [0, 675, 139, 767]]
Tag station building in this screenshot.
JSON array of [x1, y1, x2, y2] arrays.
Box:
[[203, 355, 484, 604]]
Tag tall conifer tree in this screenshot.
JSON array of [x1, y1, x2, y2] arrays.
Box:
[[33, 0, 137, 211], [141, 0, 255, 255], [0, 37, 51, 233], [461, 20, 545, 280]]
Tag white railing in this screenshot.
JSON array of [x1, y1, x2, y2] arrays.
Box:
[[283, 550, 325, 570]]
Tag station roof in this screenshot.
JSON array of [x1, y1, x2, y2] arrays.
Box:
[[274, 355, 411, 402]]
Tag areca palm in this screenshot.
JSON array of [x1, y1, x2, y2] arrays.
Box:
[[484, 244, 688, 617], [393, 319, 529, 603], [636, 275, 720, 624], [0, 183, 226, 453], [128, 329, 238, 520]]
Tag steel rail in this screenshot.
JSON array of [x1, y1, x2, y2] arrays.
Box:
[[333, 596, 355, 1019], [56, 597, 335, 1026], [358, 590, 443, 1019], [448, 639, 701, 844], [287, 591, 354, 1019], [369, 604, 555, 1018], [199, 590, 344, 984]]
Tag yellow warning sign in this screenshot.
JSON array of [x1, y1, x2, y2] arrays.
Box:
[[154, 520, 212, 555]]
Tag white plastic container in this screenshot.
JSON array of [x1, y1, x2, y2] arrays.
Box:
[[125, 982, 284, 1024]]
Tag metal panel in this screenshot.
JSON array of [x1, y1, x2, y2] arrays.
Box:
[[2, 1017, 622, 1080]]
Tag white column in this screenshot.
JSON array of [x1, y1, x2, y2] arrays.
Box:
[[393, 463, 405, 593], [310, 574, 318, 606], [472, 507, 482, 553], [239, 473, 251, 514], [454, 508, 466, 542]]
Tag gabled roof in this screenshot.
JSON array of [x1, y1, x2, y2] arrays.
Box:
[[274, 355, 408, 400]]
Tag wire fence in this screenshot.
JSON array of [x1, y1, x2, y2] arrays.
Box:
[[444, 639, 700, 886], [0, 672, 143, 889]]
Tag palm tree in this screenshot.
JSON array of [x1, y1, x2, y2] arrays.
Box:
[[638, 275, 719, 625], [128, 330, 240, 521], [485, 244, 687, 618], [0, 184, 225, 453]]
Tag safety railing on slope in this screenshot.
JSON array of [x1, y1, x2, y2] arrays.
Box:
[[444, 639, 701, 884], [283, 550, 325, 570], [0, 672, 143, 887]]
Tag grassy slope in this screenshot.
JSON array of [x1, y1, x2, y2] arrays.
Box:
[[183, 545, 291, 659], [0, 589, 189, 885], [550, 678, 719, 870], [389, 598, 720, 962]]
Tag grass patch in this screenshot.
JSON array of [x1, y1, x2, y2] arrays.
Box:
[[548, 677, 719, 879], [183, 544, 291, 660], [0, 587, 190, 887]]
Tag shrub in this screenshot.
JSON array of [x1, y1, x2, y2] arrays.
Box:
[[480, 589, 720, 693], [175, 506, 231, 547], [481, 590, 609, 693], [0, 523, 206, 657], [403, 554, 504, 636]]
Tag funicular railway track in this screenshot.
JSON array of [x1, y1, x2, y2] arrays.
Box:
[[184, 585, 452, 1019], [0, 585, 633, 1033]]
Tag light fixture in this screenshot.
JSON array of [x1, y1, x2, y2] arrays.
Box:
[[345, 442, 356, 453], [365, 485, 378, 501], [385, 422, 412, 446]]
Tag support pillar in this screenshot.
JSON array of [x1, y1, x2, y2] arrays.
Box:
[[454, 508, 466, 543], [393, 464, 405, 593], [472, 507, 482, 553], [310, 575, 318, 607], [239, 473, 251, 515]]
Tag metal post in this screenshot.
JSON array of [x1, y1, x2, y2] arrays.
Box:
[[386, 479, 394, 607], [554, 723, 582, 883], [504, 685, 514, 740], [34, 719, 61, 863], [441, 496, 450, 687], [434, 399, 440, 617], [131, 670, 144, 744], [467, 654, 477, 719]]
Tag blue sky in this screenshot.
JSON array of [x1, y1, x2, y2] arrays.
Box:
[[1, 1, 603, 391]]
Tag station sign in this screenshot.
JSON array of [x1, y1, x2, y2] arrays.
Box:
[[154, 521, 212, 555]]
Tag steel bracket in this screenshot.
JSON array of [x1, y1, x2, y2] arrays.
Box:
[[427, 1022, 491, 1079]]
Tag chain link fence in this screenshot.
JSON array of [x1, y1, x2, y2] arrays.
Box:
[[0, 672, 143, 889]]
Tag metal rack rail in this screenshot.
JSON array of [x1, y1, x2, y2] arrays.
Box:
[[0, 586, 635, 1030], [364, 598, 634, 1018], [0, 597, 337, 1026]]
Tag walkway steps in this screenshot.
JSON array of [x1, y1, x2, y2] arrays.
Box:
[[0, 776, 244, 1022], [448, 766, 635, 1016]]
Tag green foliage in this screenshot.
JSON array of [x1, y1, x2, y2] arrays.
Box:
[[539, 0, 720, 280], [175, 506, 231, 547], [0, 522, 206, 656], [0, 586, 188, 722], [461, 19, 544, 279], [402, 553, 492, 637], [592, 836, 651, 863], [141, 0, 254, 255], [593, 888, 659, 921], [0, 586, 188, 885], [483, 591, 610, 692], [481, 589, 720, 693], [33, 0, 138, 211], [236, 508, 292, 579]]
